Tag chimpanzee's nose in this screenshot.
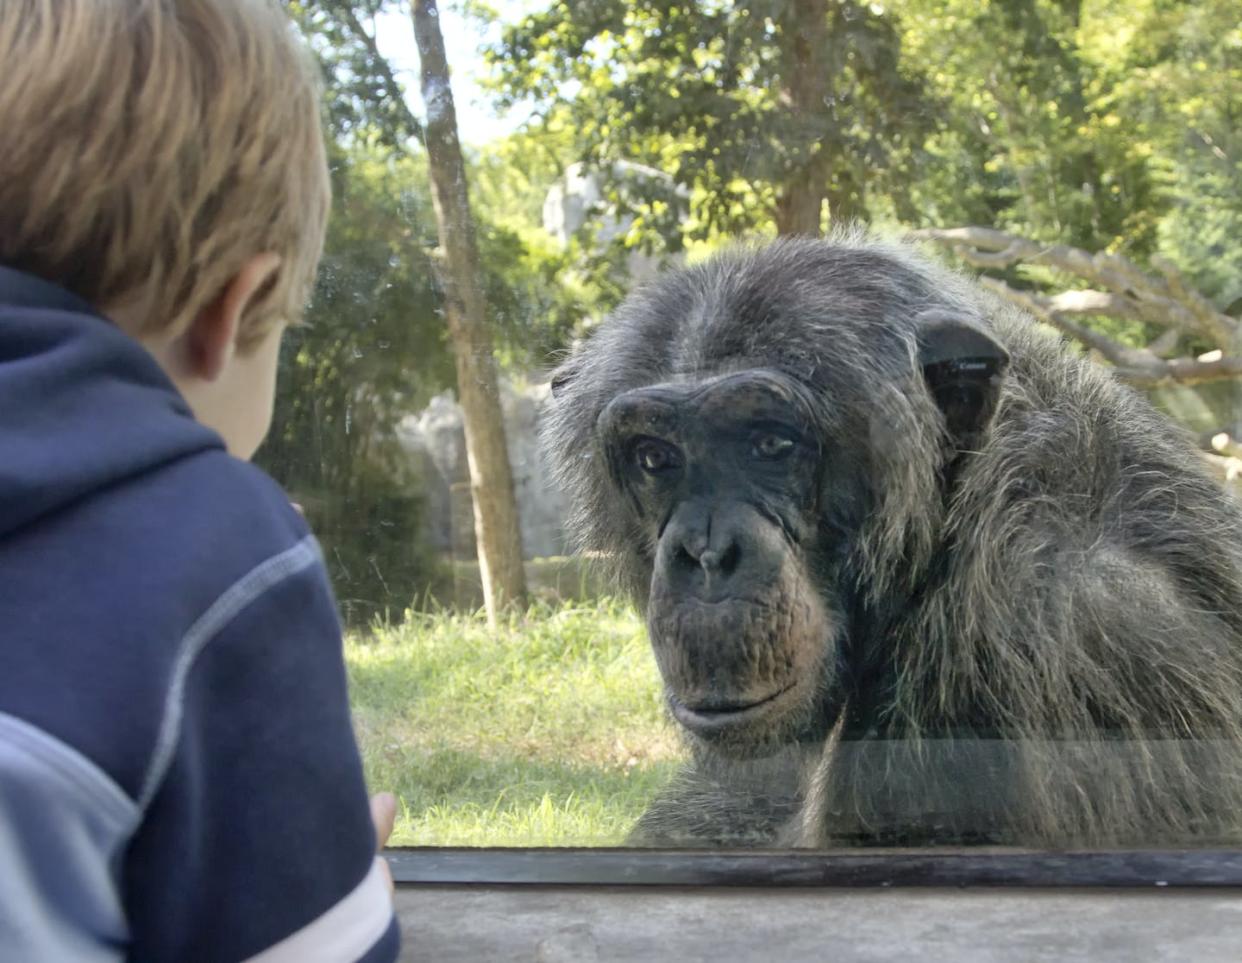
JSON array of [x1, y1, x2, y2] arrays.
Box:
[[685, 541, 741, 580], [664, 507, 744, 597]]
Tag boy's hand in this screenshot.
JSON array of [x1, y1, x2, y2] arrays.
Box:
[[370, 792, 397, 895]]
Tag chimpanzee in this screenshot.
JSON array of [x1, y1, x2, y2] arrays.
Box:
[[544, 231, 1242, 847]]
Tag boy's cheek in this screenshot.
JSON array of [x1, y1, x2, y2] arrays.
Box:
[[246, 324, 285, 435], [209, 325, 285, 460]]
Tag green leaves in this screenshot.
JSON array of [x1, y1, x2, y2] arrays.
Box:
[[487, 0, 934, 239], [289, 0, 424, 148]]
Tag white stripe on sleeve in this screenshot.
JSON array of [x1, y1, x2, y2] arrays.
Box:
[[241, 857, 394, 963]]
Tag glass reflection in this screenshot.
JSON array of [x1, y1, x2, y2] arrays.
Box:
[[262, 1, 1242, 849]]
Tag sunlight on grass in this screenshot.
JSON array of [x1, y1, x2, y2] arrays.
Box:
[[344, 599, 683, 846]]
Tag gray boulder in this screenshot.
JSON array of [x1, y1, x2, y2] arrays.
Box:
[[397, 382, 571, 560]]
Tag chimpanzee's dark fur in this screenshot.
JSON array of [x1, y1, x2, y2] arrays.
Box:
[[543, 230, 1242, 848]]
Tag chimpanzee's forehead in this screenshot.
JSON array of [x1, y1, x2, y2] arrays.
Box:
[[644, 368, 806, 405], [651, 290, 914, 393], [597, 368, 819, 437]]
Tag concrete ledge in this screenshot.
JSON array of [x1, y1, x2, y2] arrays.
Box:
[[393, 885, 1242, 961]]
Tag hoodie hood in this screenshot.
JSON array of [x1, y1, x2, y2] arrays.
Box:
[[0, 266, 221, 538]]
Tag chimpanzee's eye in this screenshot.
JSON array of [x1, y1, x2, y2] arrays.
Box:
[[752, 432, 796, 460], [633, 438, 680, 475]]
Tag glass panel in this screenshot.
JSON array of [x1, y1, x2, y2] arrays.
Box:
[[259, 0, 1242, 850]]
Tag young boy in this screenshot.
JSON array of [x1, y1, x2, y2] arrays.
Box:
[[0, 2, 400, 960]]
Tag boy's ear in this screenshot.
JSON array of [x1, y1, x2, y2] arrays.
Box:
[[187, 253, 281, 380]]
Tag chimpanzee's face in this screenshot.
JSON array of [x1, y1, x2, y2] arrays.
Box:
[[597, 369, 845, 756]]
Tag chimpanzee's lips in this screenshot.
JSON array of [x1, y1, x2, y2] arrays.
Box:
[[669, 680, 798, 733]]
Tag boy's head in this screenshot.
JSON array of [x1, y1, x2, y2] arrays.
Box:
[[0, 0, 330, 458]]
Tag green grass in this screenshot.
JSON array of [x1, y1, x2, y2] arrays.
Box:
[[344, 599, 683, 846]]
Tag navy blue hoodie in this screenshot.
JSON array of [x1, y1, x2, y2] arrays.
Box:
[[0, 267, 400, 961]]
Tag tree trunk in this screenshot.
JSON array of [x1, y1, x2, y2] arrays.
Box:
[[411, 0, 527, 623], [774, 0, 832, 236], [774, 163, 827, 236]]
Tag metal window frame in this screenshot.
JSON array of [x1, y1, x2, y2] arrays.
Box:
[[387, 847, 1242, 888]]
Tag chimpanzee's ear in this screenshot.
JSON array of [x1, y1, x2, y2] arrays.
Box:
[[915, 309, 1010, 452]]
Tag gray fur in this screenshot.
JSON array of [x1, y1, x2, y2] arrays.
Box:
[[543, 229, 1242, 848]]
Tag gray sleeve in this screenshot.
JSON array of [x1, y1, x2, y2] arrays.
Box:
[[0, 711, 135, 962]]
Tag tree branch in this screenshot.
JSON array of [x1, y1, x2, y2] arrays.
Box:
[[1150, 255, 1235, 344], [1199, 431, 1242, 460], [338, 4, 424, 141], [977, 278, 1242, 388], [1147, 328, 1182, 358], [1201, 452, 1242, 489], [910, 226, 1238, 347]]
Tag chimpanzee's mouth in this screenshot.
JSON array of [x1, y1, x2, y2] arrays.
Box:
[[669, 680, 799, 733]]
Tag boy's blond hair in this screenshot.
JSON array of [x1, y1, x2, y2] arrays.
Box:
[[0, 0, 330, 349]]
